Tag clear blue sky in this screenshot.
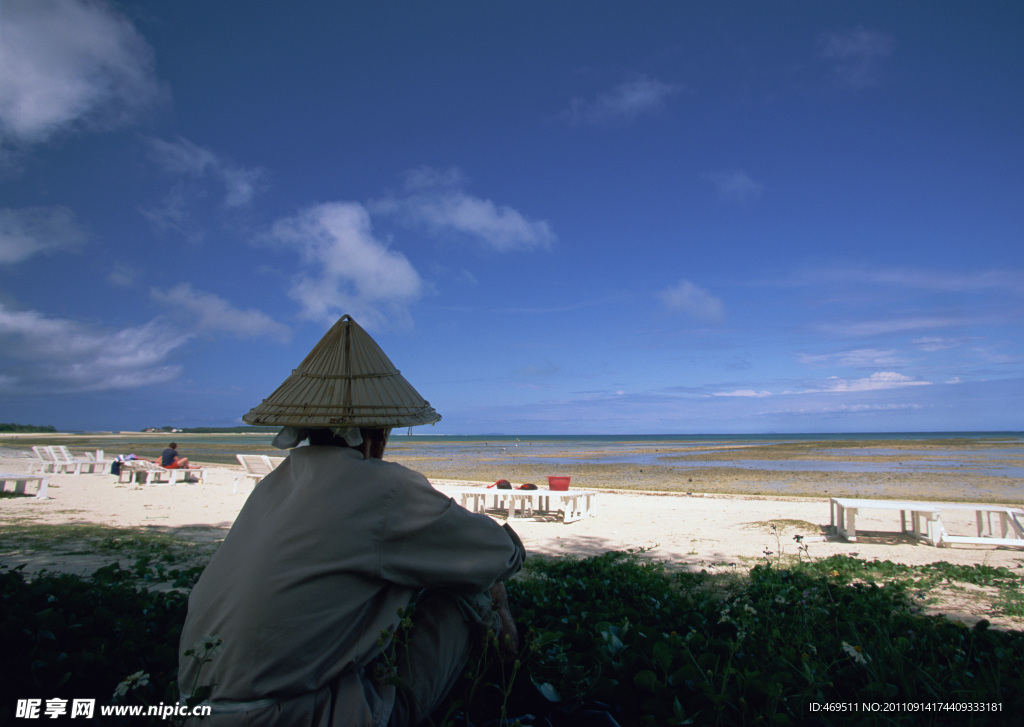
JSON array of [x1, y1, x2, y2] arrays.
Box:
[[1, 1, 1021, 434]]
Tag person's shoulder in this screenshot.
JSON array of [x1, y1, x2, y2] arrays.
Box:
[[372, 457, 430, 483]]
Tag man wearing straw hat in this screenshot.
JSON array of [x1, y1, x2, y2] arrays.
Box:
[[178, 315, 525, 726]]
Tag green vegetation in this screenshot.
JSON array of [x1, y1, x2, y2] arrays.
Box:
[[0, 563, 198, 724], [2, 534, 1022, 725], [0, 422, 57, 433], [0, 523, 219, 572]]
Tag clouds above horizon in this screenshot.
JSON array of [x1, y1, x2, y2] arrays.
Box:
[[0, 3, 1019, 433], [146, 136, 268, 209], [141, 136, 268, 241], [797, 348, 908, 369], [565, 76, 680, 126], [813, 267, 1024, 294], [0, 303, 184, 394], [658, 280, 725, 323], [372, 167, 556, 253], [819, 316, 980, 338], [0, 206, 87, 264], [0, 0, 164, 146], [818, 26, 895, 89], [815, 371, 931, 393], [708, 171, 763, 202], [264, 202, 424, 328], [150, 284, 290, 343]]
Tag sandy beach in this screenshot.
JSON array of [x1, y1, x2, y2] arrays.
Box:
[[3, 432, 1024, 630], [2, 445, 1021, 579]]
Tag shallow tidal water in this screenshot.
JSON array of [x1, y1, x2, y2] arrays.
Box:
[[4, 432, 1022, 504]]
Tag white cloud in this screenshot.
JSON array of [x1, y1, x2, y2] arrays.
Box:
[[150, 284, 290, 343], [147, 136, 268, 208], [658, 280, 725, 323], [763, 402, 922, 416], [566, 76, 679, 126], [0, 206, 87, 263], [913, 337, 961, 353], [373, 167, 555, 253], [708, 171, 762, 202], [713, 389, 772, 398], [820, 316, 975, 337], [0, 0, 164, 145], [106, 263, 137, 287], [264, 202, 424, 327], [797, 348, 907, 368], [816, 371, 931, 393], [819, 267, 1024, 294], [0, 303, 185, 393], [818, 26, 895, 89]]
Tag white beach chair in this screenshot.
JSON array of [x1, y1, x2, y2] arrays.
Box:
[[51, 445, 106, 474], [29, 446, 58, 474], [118, 459, 204, 485], [233, 454, 282, 493], [81, 449, 108, 473], [46, 446, 84, 474]]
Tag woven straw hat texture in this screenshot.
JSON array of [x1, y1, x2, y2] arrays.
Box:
[[242, 315, 441, 428]]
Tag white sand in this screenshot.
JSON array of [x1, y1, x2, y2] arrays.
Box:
[[3, 456, 1022, 571], [5, 455, 1024, 628]]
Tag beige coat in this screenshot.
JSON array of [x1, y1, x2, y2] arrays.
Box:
[[178, 445, 525, 725]]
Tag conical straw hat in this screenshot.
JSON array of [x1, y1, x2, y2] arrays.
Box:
[[242, 315, 441, 428]]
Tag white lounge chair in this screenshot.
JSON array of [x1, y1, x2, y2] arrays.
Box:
[[118, 459, 204, 485], [233, 454, 283, 493], [51, 445, 107, 474], [29, 446, 58, 474], [47, 446, 85, 474]]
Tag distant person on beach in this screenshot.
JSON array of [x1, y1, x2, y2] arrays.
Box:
[[178, 315, 524, 726], [160, 442, 192, 469]]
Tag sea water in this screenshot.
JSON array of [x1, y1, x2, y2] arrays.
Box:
[[8, 431, 1024, 478]]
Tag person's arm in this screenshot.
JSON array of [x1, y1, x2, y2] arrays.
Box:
[[489, 581, 518, 658], [377, 473, 526, 592]]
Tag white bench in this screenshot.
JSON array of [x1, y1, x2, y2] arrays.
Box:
[[831, 497, 1024, 548], [447, 486, 598, 524], [117, 460, 205, 485], [0, 473, 50, 499]]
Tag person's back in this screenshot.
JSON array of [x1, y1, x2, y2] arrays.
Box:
[[161, 442, 190, 469], [178, 315, 524, 726], [180, 445, 522, 707]]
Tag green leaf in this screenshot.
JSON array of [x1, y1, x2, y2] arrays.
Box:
[[653, 640, 672, 671], [634, 669, 659, 692], [532, 680, 561, 702]]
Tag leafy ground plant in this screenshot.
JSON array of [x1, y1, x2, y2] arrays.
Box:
[[0, 563, 188, 725], [3, 549, 1023, 726], [495, 552, 1024, 726]]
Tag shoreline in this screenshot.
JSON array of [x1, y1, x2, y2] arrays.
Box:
[[4, 432, 1023, 504], [3, 452, 1023, 629], [2, 453, 1021, 567]]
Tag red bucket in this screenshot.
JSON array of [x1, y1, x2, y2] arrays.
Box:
[[547, 476, 571, 491]]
